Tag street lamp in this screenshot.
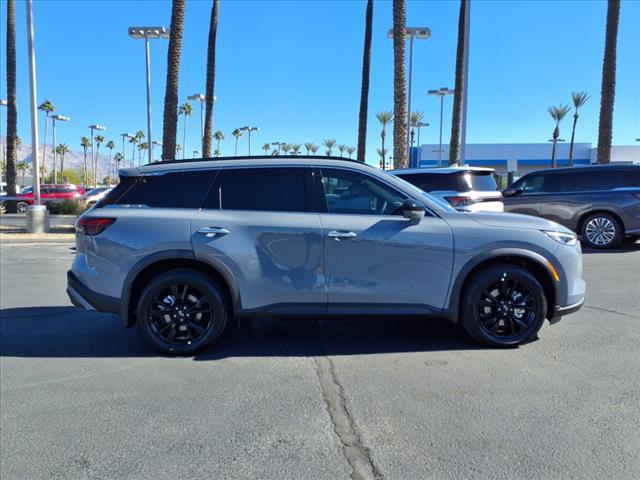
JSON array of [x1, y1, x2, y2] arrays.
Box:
[[428, 87, 454, 166], [51, 114, 70, 183], [152, 140, 162, 162], [412, 121, 430, 153], [388, 27, 431, 161], [239, 126, 259, 155], [192, 150, 200, 158], [89, 125, 106, 187], [187, 93, 216, 153], [271, 141, 285, 155], [129, 26, 170, 164], [548, 139, 566, 142], [121, 133, 134, 167]]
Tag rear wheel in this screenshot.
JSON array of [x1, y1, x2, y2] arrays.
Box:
[[17, 202, 29, 214], [136, 269, 228, 355], [581, 212, 622, 249], [461, 265, 547, 347]]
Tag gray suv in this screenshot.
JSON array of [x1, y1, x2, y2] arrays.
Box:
[[503, 164, 640, 249], [67, 157, 585, 354]]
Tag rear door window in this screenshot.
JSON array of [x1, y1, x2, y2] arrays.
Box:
[[543, 172, 591, 193], [100, 170, 217, 208], [590, 170, 640, 191], [397, 173, 461, 192]]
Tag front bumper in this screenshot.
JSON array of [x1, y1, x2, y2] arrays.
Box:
[[67, 270, 120, 314], [549, 297, 584, 324]]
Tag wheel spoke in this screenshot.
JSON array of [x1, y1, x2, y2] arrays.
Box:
[[186, 320, 207, 336]]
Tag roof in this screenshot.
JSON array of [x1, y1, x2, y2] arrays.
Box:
[[523, 164, 640, 175], [389, 166, 495, 175], [120, 155, 374, 176]]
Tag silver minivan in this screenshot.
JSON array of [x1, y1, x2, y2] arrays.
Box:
[[67, 157, 585, 354]]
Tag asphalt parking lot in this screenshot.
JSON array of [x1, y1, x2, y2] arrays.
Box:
[[1, 241, 639, 480]]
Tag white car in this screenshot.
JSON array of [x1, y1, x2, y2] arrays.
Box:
[[81, 187, 112, 208], [390, 166, 504, 212]]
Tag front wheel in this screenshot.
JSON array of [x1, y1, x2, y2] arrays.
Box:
[[17, 202, 29, 214], [581, 213, 622, 249], [461, 265, 547, 347], [136, 269, 228, 355]]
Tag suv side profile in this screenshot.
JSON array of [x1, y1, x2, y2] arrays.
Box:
[[67, 157, 585, 354], [503, 164, 640, 249]]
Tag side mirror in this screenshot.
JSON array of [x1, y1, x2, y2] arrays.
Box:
[[402, 199, 426, 221], [503, 187, 522, 197]]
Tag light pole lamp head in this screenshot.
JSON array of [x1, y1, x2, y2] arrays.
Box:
[[52, 114, 70, 122], [152, 140, 162, 146], [121, 132, 134, 139], [128, 26, 170, 39], [89, 125, 106, 131], [387, 27, 431, 40], [188, 93, 205, 102], [0, 99, 7, 106]]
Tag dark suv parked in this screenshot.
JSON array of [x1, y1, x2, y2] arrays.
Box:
[[503, 164, 640, 249]]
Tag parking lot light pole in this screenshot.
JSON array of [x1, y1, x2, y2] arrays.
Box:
[[187, 94, 216, 153], [428, 87, 454, 166], [152, 140, 162, 161], [0, 100, 6, 176], [239, 126, 259, 155], [121, 133, 134, 167], [412, 121, 430, 158], [271, 142, 285, 155], [388, 27, 431, 161], [129, 26, 170, 164], [51, 114, 70, 183]]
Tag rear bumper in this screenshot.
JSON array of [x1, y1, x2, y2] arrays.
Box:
[[549, 297, 584, 324], [67, 270, 120, 314]]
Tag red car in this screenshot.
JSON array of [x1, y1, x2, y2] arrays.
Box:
[[17, 184, 85, 213]]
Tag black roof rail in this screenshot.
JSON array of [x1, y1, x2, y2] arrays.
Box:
[[150, 155, 368, 166]]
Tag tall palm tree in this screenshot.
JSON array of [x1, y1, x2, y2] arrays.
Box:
[[346, 146, 356, 159], [213, 130, 224, 156], [409, 110, 424, 150], [80, 136, 91, 186], [262, 143, 271, 155], [291, 144, 301, 156], [309, 144, 319, 156], [568, 92, 590, 167], [17, 161, 28, 185], [596, 0, 620, 164], [548, 104, 571, 168], [323, 139, 337, 156], [38, 100, 55, 180], [304, 142, 316, 155], [55, 144, 69, 181], [138, 142, 149, 164], [392, 0, 407, 169], [93, 134, 104, 186], [337, 144, 347, 157], [179, 101, 193, 160], [106, 140, 116, 182], [162, 0, 186, 160], [203, 0, 219, 158], [376, 111, 393, 170], [231, 128, 242, 155], [129, 135, 139, 165], [449, 0, 468, 165], [377, 147, 387, 169], [5, 0, 18, 207], [281, 143, 291, 156], [357, 0, 373, 162], [113, 152, 123, 181]]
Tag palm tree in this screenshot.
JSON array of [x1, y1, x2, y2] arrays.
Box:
[[323, 139, 337, 156], [231, 128, 243, 155], [346, 146, 356, 159], [568, 92, 590, 167], [203, 0, 219, 158], [262, 143, 271, 155], [179, 101, 193, 160], [449, 0, 468, 165], [139, 142, 149, 164], [304, 142, 315, 155], [106, 140, 116, 182], [337, 144, 347, 157], [392, 0, 407, 169], [94, 134, 104, 187], [129, 135, 139, 165], [176, 144, 182, 156], [80, 136, 91, 186], [17, 161, 28, 185], [409, 111, 424, 151], [281, 143, 291, 156], [597, 0, 620, 164], [357, 0, 373, 162], [376, 111, 393, 170], [548, 104, 571, 168], [113, 152, 123, 181], [55, 144, 70, 179], [377, 147, 387, 169], [309, 144, 319, 156], [38, 99, 55, 179], [162, 0, 186, 160], [212, 130, 224, 157], [5, 0, 18, 207], [134, 130, 145, 165], [291, 144, 301, 156]]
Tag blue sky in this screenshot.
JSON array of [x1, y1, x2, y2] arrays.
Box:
[[1, 0, 639, 165]]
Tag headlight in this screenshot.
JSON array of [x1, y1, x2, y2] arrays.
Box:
[[542, 230, 577, 246]]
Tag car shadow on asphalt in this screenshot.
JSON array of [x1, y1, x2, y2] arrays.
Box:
[[582, 240, 640, 254], [0, 306, 482, 360]]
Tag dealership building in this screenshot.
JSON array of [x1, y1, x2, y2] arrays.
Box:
[[408, 143, 640, 180]]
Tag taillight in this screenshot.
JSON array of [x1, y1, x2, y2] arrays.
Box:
[[76, 218, 116, 236], [444, 196, 475, 207]]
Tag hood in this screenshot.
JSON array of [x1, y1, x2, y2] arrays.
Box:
[[465, 211, 573, 233]]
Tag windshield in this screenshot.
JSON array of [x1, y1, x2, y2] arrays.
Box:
[[462, 172, 498, 191], [388, 173, 456, 212]]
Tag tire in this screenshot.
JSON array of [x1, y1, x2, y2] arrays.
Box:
[[17, 202, 29, 214], [461, 265, 547, 348], [136, 269, 228, 355], [581, 212, 622, 249]]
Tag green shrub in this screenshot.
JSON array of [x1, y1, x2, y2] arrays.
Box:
[[54, 199, 84, 215]]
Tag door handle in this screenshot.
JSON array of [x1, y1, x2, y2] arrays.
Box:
[[327, 230, 357, 241], [197, 226, 230, 237]]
